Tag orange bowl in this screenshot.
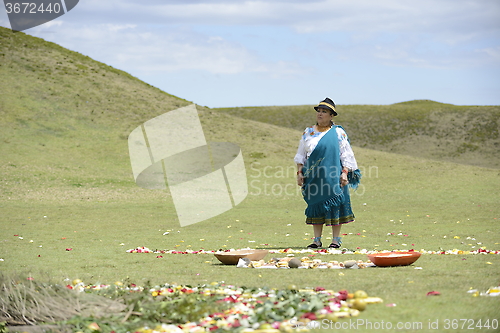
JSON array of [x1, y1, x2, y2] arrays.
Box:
[[367, 251, 421, 267], [214, 249, 269, 265]]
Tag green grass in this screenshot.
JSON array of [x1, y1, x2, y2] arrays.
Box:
[[1, 26, 500, 332]]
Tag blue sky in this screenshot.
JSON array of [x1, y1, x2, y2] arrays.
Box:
[[1, 0, 499, 107]]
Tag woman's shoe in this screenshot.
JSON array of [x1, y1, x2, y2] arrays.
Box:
[[329, 237, 342, 248], [307, 242, 322, 248]]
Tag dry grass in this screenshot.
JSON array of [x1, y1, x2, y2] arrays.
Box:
[[0, 274, 126, 327]]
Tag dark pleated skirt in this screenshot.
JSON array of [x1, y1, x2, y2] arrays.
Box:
[[305, 185, 355, 226]]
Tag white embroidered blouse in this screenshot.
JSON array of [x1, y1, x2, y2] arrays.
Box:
[[294, 125, 358, 171]]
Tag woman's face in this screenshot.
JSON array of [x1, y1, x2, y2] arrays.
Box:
[[316, 108, 333, 124]]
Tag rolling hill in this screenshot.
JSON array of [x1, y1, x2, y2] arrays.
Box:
[[0, 24, 498, 200], [214, 101, 500, 169]]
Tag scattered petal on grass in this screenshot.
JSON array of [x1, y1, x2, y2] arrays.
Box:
[[468, 286, 500, 297], [87, 322, 101, 332], [486, 262, 492, 265], [486, 287, 500, 296], [426, 291, 441, 296], [125, 246, 500, 255], [65, 248, 73, 251], [386, 303, 397, 307], [414, 267, 422, 270]]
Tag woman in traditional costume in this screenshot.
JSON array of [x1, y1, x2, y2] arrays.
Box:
[[294, 98, 361, 248]]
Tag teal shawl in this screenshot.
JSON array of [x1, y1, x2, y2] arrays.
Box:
[[301, 126, 361, 217]]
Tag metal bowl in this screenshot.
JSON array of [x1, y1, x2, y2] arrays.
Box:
[[367, 251, 421, 267], [214, 249, 269, 265]]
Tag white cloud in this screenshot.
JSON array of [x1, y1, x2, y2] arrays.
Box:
[[476, 46, 500, 61], [56, 0, 499, 70], [2, 0, 498, 106], [76, 0, 500, 37], [107, 24, 137, 32], [28, 22, 308, 78]]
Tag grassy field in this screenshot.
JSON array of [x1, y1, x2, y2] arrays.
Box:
[[1, 27, 500, 332]]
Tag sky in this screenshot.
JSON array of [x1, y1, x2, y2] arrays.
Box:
[[1, 0, 500, 108]]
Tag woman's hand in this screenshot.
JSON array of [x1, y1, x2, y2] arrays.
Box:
[[296, 165, 304, 187], [340, 170, 349, 187], [297, 173, 304, 186]]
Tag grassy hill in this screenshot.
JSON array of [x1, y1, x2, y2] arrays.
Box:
[[0, 26, 305, 204], [215, 101, 500, 169], [0, 26, 190, 172], [2, 25, 498, 174]]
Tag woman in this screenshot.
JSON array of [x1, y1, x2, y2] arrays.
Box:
[[294, 98, 361, 248]]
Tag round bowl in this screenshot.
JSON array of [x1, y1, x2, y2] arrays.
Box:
[[214, 249, 269, 265], [367, 251, 421, 267]]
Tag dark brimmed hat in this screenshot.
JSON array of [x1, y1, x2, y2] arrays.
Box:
[[314, 98, 337, 116]]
